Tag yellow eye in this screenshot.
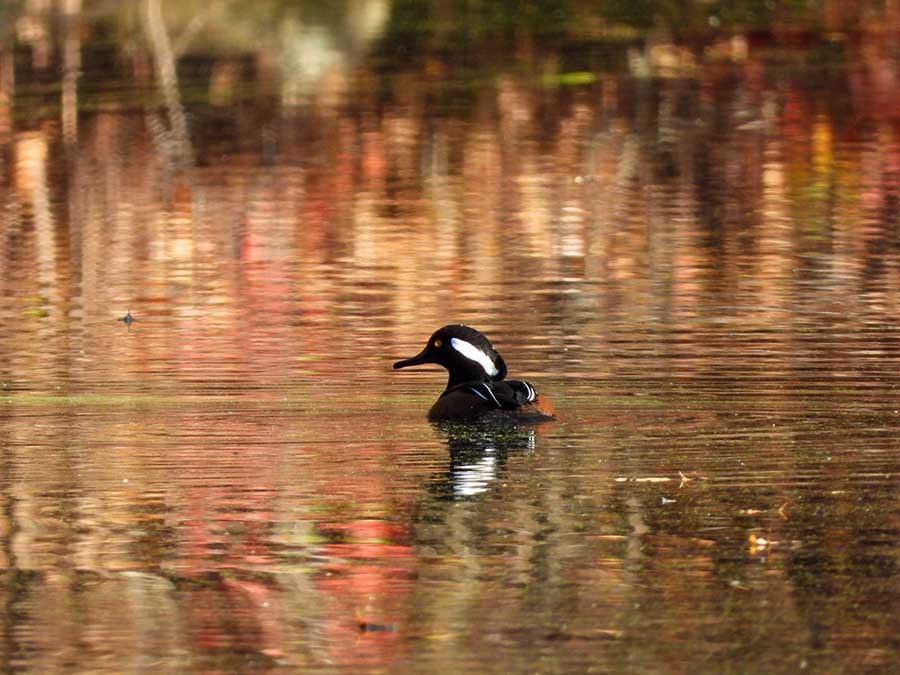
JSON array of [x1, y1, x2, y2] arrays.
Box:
[[433, 339, 442, 348]]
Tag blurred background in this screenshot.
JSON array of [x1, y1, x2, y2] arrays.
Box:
[[0, 1, 899, 673], [4, 0, 900, 393]]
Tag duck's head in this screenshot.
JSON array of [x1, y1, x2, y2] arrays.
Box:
[[393, 325, 507, 388]]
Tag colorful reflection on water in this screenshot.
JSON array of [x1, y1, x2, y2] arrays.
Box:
[[0, 1, 899, 673]]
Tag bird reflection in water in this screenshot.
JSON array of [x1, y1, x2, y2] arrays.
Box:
[[430, 421, 550, 499]]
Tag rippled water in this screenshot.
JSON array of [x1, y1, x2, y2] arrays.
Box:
[[1, 3, 899, 673]]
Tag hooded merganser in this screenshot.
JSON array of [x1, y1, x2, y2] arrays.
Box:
[[393, 325, 556, 422]]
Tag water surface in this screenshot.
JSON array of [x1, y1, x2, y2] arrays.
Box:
[[0, 2, 898, 673]]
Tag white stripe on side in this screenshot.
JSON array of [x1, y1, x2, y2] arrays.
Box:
[[469, 384, 501, 408], [482, 385, 502, 408], [470, 387, 489, 401]]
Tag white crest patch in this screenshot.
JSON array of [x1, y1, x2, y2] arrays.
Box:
[[450, 337, 499, 376]]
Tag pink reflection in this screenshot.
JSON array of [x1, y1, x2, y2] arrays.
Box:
[[314, 519, 415, 667]]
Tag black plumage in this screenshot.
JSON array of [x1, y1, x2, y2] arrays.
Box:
[[394, 325, 555, 422]]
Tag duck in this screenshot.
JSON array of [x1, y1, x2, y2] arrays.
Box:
[[393, 325, 556, 422]]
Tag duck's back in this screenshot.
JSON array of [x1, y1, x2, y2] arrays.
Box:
[[428, 380, 555, 422]]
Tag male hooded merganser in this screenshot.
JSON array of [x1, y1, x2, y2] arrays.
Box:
[[393, 325, 556, 422]]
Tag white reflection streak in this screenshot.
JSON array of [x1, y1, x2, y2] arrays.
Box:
[[0, 51, 12, 139], [144, 0, 193, 166], [61, 0, 81, 147], [452, 447, 498, 498], [16, 134, 55, 290]]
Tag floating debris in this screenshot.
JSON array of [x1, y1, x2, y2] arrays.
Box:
[[614, 471, 706, 486], [749, 532, 782, 555], [778, 501, 789, 519], [614, 476, 672, 483]]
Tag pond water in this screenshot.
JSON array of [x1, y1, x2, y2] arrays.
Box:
[[1, 2, 899, 673]]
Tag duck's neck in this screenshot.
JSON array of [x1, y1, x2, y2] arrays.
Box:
[[444, 368, 493, 392]]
